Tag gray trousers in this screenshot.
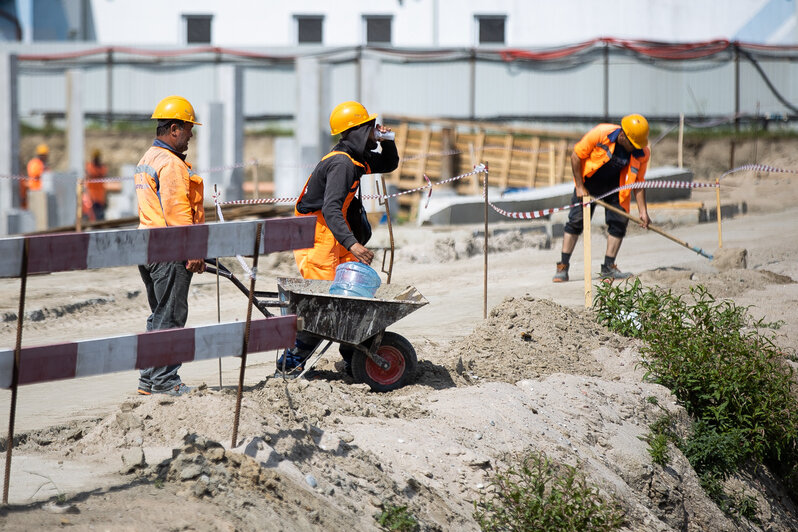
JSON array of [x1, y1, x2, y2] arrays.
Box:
[[138, 261, 193, 391]]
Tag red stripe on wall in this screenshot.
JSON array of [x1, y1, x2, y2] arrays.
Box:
[[27, 233, 90, 274], [261, 217, 315, 254], [147, 225, 209, 264], [248, 315, 297, 353], [18, 344, 78, 385], [136, 328, 196, 368]]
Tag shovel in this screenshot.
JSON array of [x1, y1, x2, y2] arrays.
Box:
[[593, 198, 714, 260]]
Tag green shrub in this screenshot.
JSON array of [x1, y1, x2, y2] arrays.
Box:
[[374, 504, 419, 532], [594, 279, 798, 514], [473, 451, 625, 531]]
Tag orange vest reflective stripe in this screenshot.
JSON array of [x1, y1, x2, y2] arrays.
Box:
[[134, 146, 204, 228], [574, 124, 650, 212]]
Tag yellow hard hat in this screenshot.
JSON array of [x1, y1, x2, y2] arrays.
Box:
[[621, 114, 649, 149], [36, 143, 49, 156], [91, 148, 101, 159], [151, 95, 202, 125], [329, 101, 377, 135]]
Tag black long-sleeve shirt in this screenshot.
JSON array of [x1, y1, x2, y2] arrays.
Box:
[[296, 122, 399, 250]]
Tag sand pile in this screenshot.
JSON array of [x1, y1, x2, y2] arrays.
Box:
[[448, 296, 634, 384]]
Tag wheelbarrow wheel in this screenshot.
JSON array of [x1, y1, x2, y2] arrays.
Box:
[[352, 332, 417, 393]]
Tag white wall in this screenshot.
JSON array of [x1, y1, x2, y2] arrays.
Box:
[[88, 0, 796, 47]]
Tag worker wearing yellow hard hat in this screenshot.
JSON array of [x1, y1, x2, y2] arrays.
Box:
[[279, 100, 398, 377], [553, 114, 651, 283], [134, 95, 204, 397]]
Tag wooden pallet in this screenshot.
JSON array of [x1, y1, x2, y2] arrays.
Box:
[[382, 115, 580, 220]]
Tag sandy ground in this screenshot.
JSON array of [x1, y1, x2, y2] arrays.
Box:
[[1, 162, 798, 529]]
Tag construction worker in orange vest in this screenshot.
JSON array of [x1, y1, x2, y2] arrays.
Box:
[[278, 100, 398, 377], [85, 149, 109, 221], [21, 143, 49, 209], [553, 114, 651, 282], [134, 95, 204, 397]]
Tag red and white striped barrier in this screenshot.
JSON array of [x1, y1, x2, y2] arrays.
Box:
[[0, 217, 315, 278], [0, 316, 296, 389]]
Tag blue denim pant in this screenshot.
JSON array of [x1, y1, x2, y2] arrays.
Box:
[[138, 261, 193, 392]]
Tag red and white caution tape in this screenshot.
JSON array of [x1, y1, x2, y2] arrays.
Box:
[[721, 163, 798, 179], [218, 166, 486, 207], [487, 180, 719, 220]]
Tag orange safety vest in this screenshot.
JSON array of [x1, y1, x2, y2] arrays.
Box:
[[20, 157, 46, 209], [85, 161, 108, 205], [134, 146, 204, 228], [574, 124, 650, 212], [293, 151, 370, 281]]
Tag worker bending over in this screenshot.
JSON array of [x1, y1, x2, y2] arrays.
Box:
[[553, 114, 651, 282]]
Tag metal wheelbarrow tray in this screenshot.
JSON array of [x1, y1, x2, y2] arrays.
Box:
[[277, 277, 428, 392]]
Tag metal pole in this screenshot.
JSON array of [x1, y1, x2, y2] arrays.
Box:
[[379, 175, 394, 284], [482, 163, 489, 319], [583, 196, 592, 308], [252, 160, 259, 200], [214, 185, 222, 390], [730, 44, 740, 169], [3, 239, 29, 505], [603, 44, 609, 122], [106, 49, 113, 127], [716, 178, 723, 248], [677, 113, 684, 169], [231, 223, 261, 448], [469, 50, 476, 121]]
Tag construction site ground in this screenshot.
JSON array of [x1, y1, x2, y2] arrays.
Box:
[[1, 139, 798, 529]]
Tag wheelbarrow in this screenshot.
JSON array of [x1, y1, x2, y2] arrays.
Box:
[[205, 261, 428, 392]]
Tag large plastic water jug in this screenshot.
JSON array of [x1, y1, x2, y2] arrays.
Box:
[[329, 262, 381, 298]]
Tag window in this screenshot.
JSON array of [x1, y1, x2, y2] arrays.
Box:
[[364, 15, 392, 45], [296, 15, 323, 44], [476, 15, 506, 45], [184, 15, 212, 44]]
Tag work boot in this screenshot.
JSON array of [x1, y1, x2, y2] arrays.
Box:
[[552, 262, 569, 283], [275, 347, 312, 377], [600, 263, 633, 280]]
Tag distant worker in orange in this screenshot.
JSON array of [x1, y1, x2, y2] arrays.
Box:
[[85, 149, 109, 221], [552, 114, 651, 282], [21, 143, 49, 209]]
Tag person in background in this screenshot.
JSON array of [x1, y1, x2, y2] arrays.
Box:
[[133, 95, 205, 397], [277, 100, 398, 377], [553, 114, 651, 282], [21, 143, 49, 209], [85, 149, 109, 221]]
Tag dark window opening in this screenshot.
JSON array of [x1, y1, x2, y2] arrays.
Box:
[[365, 15, 392, 44], [185, 15, 212, 44], [477, 15, 506, 45], [296, 15, 323, 44]]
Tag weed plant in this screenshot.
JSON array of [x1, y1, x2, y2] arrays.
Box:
[[594, 279, 798, 513], [374, 504, 419, 532], [473, 451, 625, 531]]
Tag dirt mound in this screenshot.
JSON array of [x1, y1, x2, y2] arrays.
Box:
[[637, 267, 795, 298], [447, 296, 633, 384]]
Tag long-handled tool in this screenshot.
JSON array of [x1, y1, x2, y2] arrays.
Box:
[[594, 198, 714, 260]]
